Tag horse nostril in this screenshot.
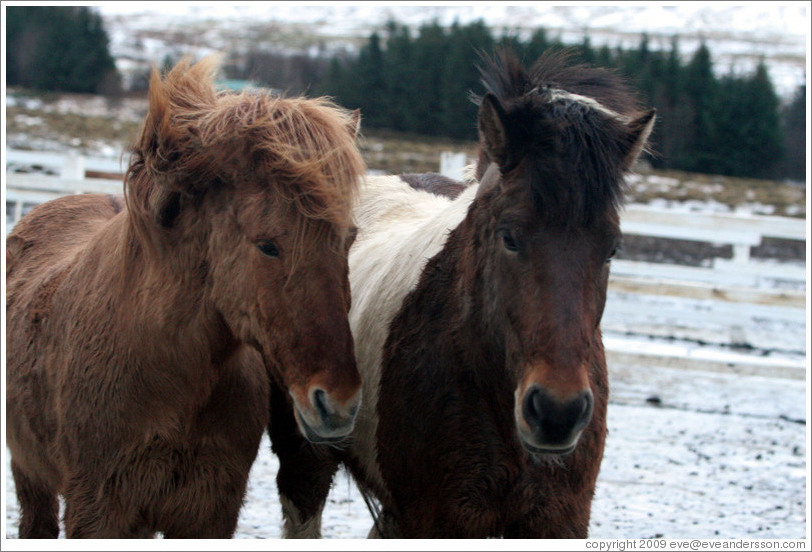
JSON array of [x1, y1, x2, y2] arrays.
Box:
[[522, 387, 549, 430], [312, 388, 330, 420], [577, 391, 593, 426]]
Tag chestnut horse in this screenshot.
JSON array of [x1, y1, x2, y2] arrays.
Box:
[[5, 56, 365, 538], [270, 50, 655, 538]]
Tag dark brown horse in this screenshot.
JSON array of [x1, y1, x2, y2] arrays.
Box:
[[5, 56, 365, 538], [270, 49, 655, 538]]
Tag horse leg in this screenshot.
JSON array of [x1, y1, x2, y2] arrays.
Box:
[[62, 479, 155, 538], [10, 461, 60, 538], [159, 480, 247, 539], [162, 357, 269, 539], [273, 439, 338, 539], [269, 379, 338, 538]]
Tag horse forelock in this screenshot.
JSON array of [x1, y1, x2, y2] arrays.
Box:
[[234, 95, 364, 229], [475, 49, 638, 227], [522, 111, 628, 227], [251, 94, 365, 271]]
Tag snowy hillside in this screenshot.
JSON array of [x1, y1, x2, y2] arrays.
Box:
[[97, 3, 809, 99]]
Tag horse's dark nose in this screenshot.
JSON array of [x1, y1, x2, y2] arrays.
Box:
[[294, 387, 361, 444], [520, 386, 593, 454]]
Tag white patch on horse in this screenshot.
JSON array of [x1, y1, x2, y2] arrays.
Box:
[[549, 88, 629, 122], [279, 494, 323, 538], [346, 175, 478, 492]]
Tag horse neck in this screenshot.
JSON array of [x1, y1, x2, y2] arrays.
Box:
[[382, 220, 516, 452], [400, 219, 508, 381], [116, 214, 235, 364]]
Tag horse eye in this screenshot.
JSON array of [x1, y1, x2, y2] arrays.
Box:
[[606, 245, 621, 263], [257, 240, 280, 258], [499, 229, 519, 252]]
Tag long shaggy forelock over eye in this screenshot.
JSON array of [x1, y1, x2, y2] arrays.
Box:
[[524, 117, 629, 228], [201, 91, 365, 269], [194, 92, 364, 225], [257, 96, 364, 265]]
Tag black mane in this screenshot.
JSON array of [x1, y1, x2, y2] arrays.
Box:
[[474, 49, 643, 227], [476, 48, 640, 116]]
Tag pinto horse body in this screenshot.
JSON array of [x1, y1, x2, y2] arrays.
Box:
[[5, 57, 364, 538], [271, 50, 655, 538]]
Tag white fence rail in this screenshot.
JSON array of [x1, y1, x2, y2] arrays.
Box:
[[6, 148, 129, 178], [608, 204, 805, 375], [5, 150, 807, 375]]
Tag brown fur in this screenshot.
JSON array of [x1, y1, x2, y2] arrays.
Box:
[[400, 172, 469, 199], [271, 49, 655, 538], [5, 56, 365, 538]]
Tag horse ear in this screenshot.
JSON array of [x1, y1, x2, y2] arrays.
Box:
[[136, 57, 220, 228], [478, 93, 511, 169], [139, 67, 185, 228], [623, 109, 656, 171], [475, 161, 502, 199]]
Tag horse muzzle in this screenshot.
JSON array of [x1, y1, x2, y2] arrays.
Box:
[[516, 385, 593, 456], [292, 387, 361, 444]]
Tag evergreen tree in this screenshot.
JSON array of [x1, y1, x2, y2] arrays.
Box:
[[322, 57, 347, 100], [524, 28, 552, 62], [663, 37, 684, 104], [356, 32, 388, 128], [742, 61, 784, 178], [6, 6, 120, 94], [778, 84, 807, 182], [578, 35, 595, 65], [383, 21, 418, 130], [595, 44, 614, 68], [647, 37, 691, 170], [683, 41, 719, 173], [712, 62, 784, 178], [440, 21, 494, 140], [410, 22, 450, 135]]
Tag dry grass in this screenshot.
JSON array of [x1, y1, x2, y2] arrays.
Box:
[[629, 167, 805, 218], [7, 105, 142, 151], [358, 129, 479, 175]]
